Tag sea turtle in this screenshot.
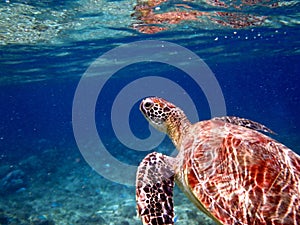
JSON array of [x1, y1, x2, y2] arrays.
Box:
[[136, 97, 300, 225]]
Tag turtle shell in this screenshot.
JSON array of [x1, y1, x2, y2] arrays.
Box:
[[177, 119, 300, 225]]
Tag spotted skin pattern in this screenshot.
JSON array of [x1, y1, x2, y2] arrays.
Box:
[[136, 97, 300, 225], [136, 153, 175, 225]]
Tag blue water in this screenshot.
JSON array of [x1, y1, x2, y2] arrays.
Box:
[[0, 0, 299, 224]]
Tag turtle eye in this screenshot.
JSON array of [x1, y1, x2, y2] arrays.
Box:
[[163, 107, 170, 112], [144, 101, 153, 109]]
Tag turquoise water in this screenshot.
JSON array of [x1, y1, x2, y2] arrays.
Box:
[[0, 0, 299, 224]]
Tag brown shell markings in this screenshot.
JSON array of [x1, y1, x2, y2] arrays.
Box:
[[179, 120, 300, 224]]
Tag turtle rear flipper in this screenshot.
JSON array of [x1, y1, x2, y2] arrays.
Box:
[[212, 116, 276, 134], [136, 152, 175, 225]]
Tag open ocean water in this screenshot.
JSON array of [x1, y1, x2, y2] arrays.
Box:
[[0, 0, 299, 224]]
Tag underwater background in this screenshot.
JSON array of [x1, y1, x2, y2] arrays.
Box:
[[0, 0, 299, 224]]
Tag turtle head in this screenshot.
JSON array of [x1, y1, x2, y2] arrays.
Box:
[[140, 97, 191, 147], [140, 97, 176, 133]]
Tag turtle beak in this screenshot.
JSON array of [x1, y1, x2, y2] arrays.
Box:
[[139, 99, 146, 115]]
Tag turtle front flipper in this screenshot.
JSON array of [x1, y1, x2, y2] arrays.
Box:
[[136, 152, 175, 225], [212, 116, 276, 134]]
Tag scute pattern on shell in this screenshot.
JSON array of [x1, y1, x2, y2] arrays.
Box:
[[212, 116, 276, 134], [178, 119, 300, 225]]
